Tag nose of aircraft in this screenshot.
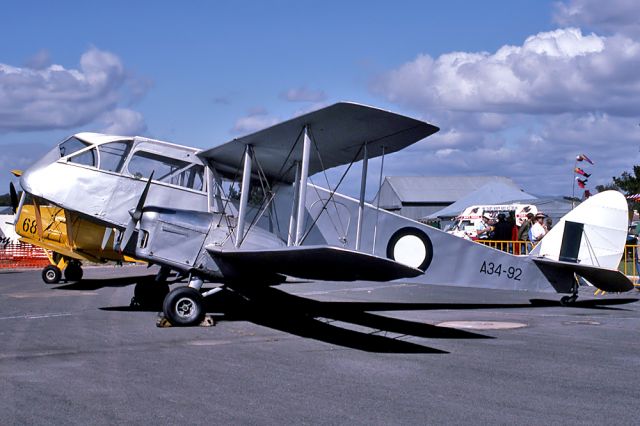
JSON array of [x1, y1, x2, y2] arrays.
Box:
[[19, 167, 37, 195], [19, 145, 63, 198]]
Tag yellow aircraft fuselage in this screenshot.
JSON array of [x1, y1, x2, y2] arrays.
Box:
[[15, 197, 139, 283]]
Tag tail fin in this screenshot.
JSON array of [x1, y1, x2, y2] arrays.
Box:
[[529, 191, 633, 292]]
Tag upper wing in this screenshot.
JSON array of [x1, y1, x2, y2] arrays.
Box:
[[206, 244, 424, 282], [198, 102, 439, 183]]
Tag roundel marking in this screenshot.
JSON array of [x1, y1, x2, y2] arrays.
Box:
[[386, 227, 433, 271]]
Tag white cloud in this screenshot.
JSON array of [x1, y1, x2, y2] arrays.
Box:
[[280, 86, 327, 103], [370, 26, 640, 195], [554, 0, 640, 37], [0, 47, 147, 133], [98, 109, 147, 135], [231, 109, 280, 135], [373, 28, 640, 117], [379, 111, 639, 196]]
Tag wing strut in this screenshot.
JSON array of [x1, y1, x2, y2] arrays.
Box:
[[236, 145, 253, 248], [355, 143, 368, 251], [287, 161, 300, 246], [294, 126, 311, 246]]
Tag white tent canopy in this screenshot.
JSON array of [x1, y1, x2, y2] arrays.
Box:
[[425, 181, 537, 220]]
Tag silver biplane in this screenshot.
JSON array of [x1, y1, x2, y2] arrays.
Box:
[[18, 102, 634, 326]]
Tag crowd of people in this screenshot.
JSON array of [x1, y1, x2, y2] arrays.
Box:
[[476, 211, 551, 252]]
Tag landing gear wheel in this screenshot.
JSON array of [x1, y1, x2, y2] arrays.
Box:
[[64, 262, 83, 282], [42, 265, 62, 284], [132, 280, 170, 310], [163, 287, 205, 326], [560, 294, 578, 306]]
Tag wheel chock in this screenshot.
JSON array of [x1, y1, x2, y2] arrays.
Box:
[[155, 314, 216, 328]]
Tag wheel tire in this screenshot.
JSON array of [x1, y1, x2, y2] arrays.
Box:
[[133, 280, 170, 310], [42, 265, 62, 284], [163, 287, 205, 326], [64, 263, 83, 282]]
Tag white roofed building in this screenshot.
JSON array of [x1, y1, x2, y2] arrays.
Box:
[[372, 176, 522, 221]]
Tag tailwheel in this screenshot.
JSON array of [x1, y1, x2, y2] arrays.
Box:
[[560, 294, 578, 306], [561, 278, 580, 306], [163, 287, 205, 326], [42, 265, 62, 284], [64, 262, 83, 282], [131, 280, 170, 310]]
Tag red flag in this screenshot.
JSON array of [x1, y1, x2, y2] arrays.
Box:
[[575, 177, 587, 188], [584, 190, 591, 198], [576, 154, 594, 165], [574, 167, 591, 178]]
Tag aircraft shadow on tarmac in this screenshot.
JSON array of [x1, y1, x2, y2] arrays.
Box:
[[205, 287, 639, 353], [53, 274, 159, 290], [68, 274, 638, 353], [342, 297, 640, 312], [102, 286, 487, 354]]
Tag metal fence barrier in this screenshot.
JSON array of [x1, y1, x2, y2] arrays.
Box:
[[620, 244, 639, 281], [475, 240, 533, 255], [0, 242, 50, 269]]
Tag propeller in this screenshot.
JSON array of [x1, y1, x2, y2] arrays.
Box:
[[9, 183, 19, 214], [116, 172, 154, 252]]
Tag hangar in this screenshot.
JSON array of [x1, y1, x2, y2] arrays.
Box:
[[373, 176, 523, 220]]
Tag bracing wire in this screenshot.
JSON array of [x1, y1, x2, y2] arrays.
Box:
[[307, 127, 348, 237], [300, 143, 365, 244], [372, 146, 386, 255]]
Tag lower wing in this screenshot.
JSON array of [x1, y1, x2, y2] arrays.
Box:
[[206, 245, 423, 282]]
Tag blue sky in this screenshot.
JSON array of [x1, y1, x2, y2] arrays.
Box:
[[1, 0, 639, 198]]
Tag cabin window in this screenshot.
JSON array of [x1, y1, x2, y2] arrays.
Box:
[[68, 147, 97, 167], [175, 165, 205, 191], [98, 141, 132, 173], [127, 151, 205, 191], [59, 137, 90, 158], [126, 150, 188, 185]]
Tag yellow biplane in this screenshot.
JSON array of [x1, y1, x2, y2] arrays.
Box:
[[10, 171, 139, 284]]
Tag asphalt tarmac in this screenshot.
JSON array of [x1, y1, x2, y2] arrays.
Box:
[[1, 266, 639, 425]]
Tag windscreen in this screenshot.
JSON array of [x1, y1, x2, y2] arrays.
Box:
[[59, 137, 90, 158]]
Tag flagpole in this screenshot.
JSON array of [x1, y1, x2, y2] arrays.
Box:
[[572, 158, 577, 208], [573, 154, 593, 207]]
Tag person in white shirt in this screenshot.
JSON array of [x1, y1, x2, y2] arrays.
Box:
[[476, 213, 492, 239], [530, 213, 547, 244]]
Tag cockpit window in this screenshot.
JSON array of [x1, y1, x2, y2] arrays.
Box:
[[127, 151, 203, 190], [98, 141, 132, 173], [68, 148, 97, 167], [175, 165, 205, 191], [59, 137, 90, 158]]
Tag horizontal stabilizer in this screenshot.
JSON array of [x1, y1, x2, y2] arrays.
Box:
[[206, 245, 424, 282], [198, 102, 438, 183], [533, 257, 634, 293]]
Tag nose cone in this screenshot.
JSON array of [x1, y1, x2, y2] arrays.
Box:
[[20, 166, 40, 196], [20, 144, 62, 196]]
